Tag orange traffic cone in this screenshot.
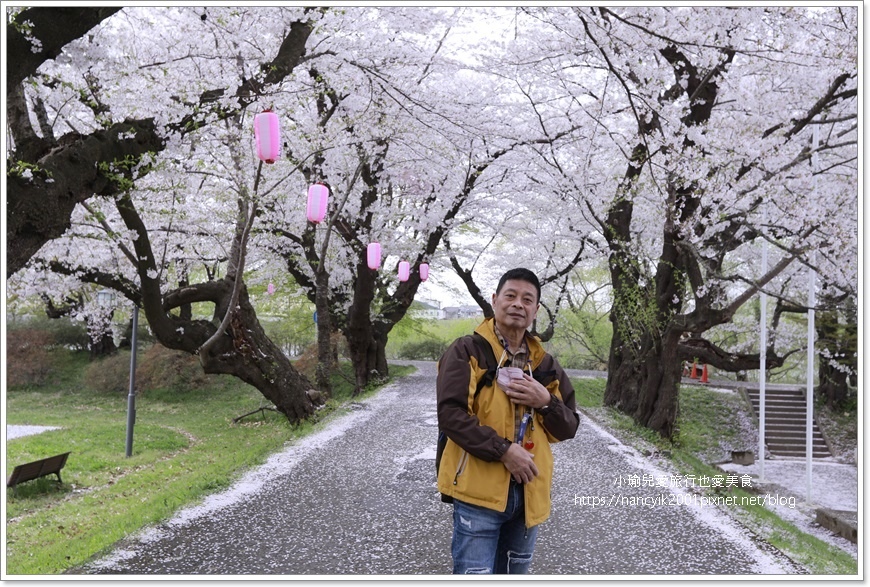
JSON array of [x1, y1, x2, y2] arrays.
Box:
[[700, 364, 709, 383], [690, 361, 698, 379]]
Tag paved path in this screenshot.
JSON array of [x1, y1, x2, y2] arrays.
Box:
[[80, 361, 803, 576]]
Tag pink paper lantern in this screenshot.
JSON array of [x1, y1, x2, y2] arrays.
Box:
[[254, 110, 280, 164], [307, 183, 329, 223], [367, 242, 381, 270], [267, 282, 275, 295], [419, 263, 429, 282], [398, 261, 410, 282]]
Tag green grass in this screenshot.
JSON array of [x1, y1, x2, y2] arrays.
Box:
[[571, 376, 606, 409], [672, 384, 757, 462], [5, 351, 413, 575], [669, 453, 857, 575], [570, 377, 858, 576]]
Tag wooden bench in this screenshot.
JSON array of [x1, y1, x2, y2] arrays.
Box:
[[6, 452, 71, 488]]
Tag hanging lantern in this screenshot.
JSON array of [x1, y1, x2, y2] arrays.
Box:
[[254, 110, 280, 164], [267, 282, 275, 295], [367, 242, 381, 270], [307, 183, 329, 223], [398, 261, 410, 282], [419, 263, 429, 282]]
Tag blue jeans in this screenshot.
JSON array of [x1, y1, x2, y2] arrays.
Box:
[[451, 482, 539, 574]]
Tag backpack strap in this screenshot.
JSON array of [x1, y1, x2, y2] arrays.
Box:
[[470, 332, 498, 396], [531, 369, 557, 386]]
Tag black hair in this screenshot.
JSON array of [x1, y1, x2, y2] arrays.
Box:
[[495, 268, 541, 303]]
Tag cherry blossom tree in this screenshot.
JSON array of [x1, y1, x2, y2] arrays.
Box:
[[7, 6, 324, 420], [254, 7, 592, 391], [496, 6, 858, 437]]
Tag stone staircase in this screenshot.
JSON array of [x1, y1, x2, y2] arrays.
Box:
[[744, 386, 831, 458]]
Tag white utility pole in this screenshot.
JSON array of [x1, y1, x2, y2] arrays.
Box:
[[758, 203, 768, 484], [806, 125, 819, 503]]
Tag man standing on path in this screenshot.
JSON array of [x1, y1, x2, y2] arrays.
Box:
[[436, 268, 580, 574]]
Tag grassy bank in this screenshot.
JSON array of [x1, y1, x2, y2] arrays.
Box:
[[5, 350, 413, 575], [572, 377, 857, 576]]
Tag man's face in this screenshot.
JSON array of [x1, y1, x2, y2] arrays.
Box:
[[492, 279, 539, 332]]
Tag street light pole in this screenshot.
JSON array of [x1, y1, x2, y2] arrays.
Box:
[[126, 304, 139, 457]]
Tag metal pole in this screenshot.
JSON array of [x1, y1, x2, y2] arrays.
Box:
[[126, 305, 139, 457], [806, 269, 816, 503], [806, 125, 818, 503], [758, 204, 768, 483]]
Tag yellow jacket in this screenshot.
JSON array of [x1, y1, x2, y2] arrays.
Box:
[[436, 318, 579, 527]]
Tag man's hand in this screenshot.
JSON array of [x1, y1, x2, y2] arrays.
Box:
[[500, 443, 539, 484], [503, 374, 550, 409]]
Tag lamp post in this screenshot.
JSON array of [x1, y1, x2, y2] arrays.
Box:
[[126, 305, 139, 457], [97, 290, 136, 456]]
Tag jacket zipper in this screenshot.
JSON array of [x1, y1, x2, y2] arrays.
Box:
[[453, 450, 469, 485]]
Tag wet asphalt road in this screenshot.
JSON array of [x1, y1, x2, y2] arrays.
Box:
[[80, 361, 803, 576]]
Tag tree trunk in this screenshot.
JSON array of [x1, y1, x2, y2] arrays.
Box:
[[348, 329, 389, 395], [114, 189, 320, 423], [602, 159, 691, 438], [314, 268, 333, 396], [369, 327, 390, 378], [86, 307, 118, 359], [598, 43, 745, 439], [344, 257, 389, 394], [604, 322, 684, 438], [197, 282, 320, 422], [603, 191, 695, 438], [816, 298, 857, 410], [817, 368, 849, 410], [88, 325, 118, 359]]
